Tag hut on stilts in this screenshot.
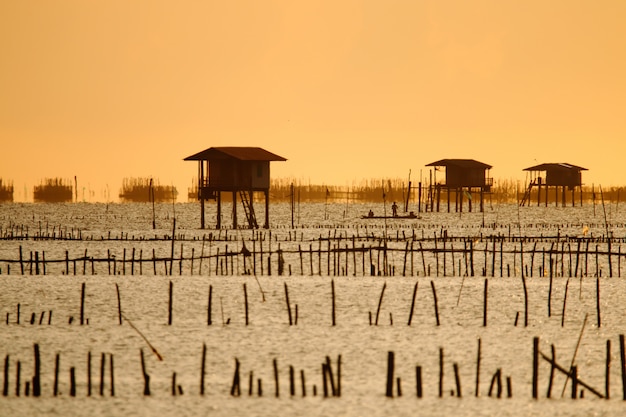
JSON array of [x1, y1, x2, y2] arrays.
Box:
[[424, 159, 493, 213], [520, 163, 587, 206], [184, 147, 286, 229]]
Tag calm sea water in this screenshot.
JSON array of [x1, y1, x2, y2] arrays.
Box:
[[1, 202, 626, 416]]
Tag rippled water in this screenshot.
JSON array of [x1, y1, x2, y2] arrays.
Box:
[[1, 202, 626, 416]]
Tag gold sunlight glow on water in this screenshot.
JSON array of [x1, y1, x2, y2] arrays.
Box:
[[1, 1, 625, 201]]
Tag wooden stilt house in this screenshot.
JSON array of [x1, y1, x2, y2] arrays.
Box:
[[520, 163, 587, 206], [184, 147, 286, 229], [425, 159, 493, 212]]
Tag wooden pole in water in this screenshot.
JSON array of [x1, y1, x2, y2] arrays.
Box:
[[243, 283, 249, 326], [453, 363, 462, 397], [532, 337, 539, 399], [562, 279, 569, 327], [53, 354, 59, 396], [168, 281, 173, 325], [386, 351, 394, 398], [208, 285, 212, 326], [284, 282, 292, 326], [521, 274, 528, 327], [336, 355, 341, 397], [200, 343, 206, 395], [416, 366, 423, 397], [419, 241, 427, 276], [3, 355, 9, 397], [230, 360, 241, 396], [70, 367, 76, 397], [431, 281, 440, 326], [475, 338, 481, 397], [548, 266, 553, 317], [16, 361, 20, 397], [100, 352, 105, 396], [87, 351, 92, 396], [33, 343, 41, 397], [150, 178, 156, 229], [80, 282, 86, 325], [19, 246, 24, 275], [375, 282, 386, 326], [470, 240, 475, 276], [407, 282, 418, 326], [140, 349, 150, 396], [596, 278, 601, 328], [546, 344, 556, 398], [110, 354, 115, 397], [418, 181, 422, 213], [169, 219, 176, 275], [483, 279, 488, 327], [331, 279, 336, 326], [273, 358, 279, 398], [115, 283, 122, 325]]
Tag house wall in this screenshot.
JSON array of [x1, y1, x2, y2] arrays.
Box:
[[545, 170, 581, 187], [446, 166, 486, 187], [208, 160, 270, 189], [250, 161, 270, 189]]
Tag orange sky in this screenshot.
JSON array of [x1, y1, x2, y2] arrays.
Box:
[[1, 1, 625, 201]]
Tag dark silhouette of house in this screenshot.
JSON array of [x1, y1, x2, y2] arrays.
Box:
[[521, 163, 587, 206], [425, 159, 493, 212], [184, 147, 286, 229]]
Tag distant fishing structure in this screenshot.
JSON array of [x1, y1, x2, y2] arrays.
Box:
[[0, 178, 14, 203], [424, 159, 493, 213], [520, 163, 587, 207], [33, 178, 73, 203], [184, 147, 286, 229]]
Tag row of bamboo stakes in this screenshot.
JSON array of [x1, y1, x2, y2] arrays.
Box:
[[2, 275, 604, 330], [2, 219, 626, 404], [2, 233, 625, 279], [4, 336, 626, 399], [1, 343, 339, 399], [384, 334, 626, 400], [4, 221, 626, 241], [0, 275, 618, 401]]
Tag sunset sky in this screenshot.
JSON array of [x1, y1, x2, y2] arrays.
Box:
[[1, 1, 625, 202]]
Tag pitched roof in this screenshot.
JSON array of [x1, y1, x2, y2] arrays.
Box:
[[523, 163, 587, 172], [184, 147, 287, 162], [425, 159, 492, 169]]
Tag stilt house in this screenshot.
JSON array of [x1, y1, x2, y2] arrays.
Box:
[[184, 147, 286, 229], [425, 159, 493, 212], [521, 163, 587, 206]]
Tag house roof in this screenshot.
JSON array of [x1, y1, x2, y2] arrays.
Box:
[[184, 147, 287, 162], [425, 159, 492, 170], [523, 163, 587, 172]]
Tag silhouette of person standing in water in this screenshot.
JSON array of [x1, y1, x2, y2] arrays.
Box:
[[392, 202, 398, 217]]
